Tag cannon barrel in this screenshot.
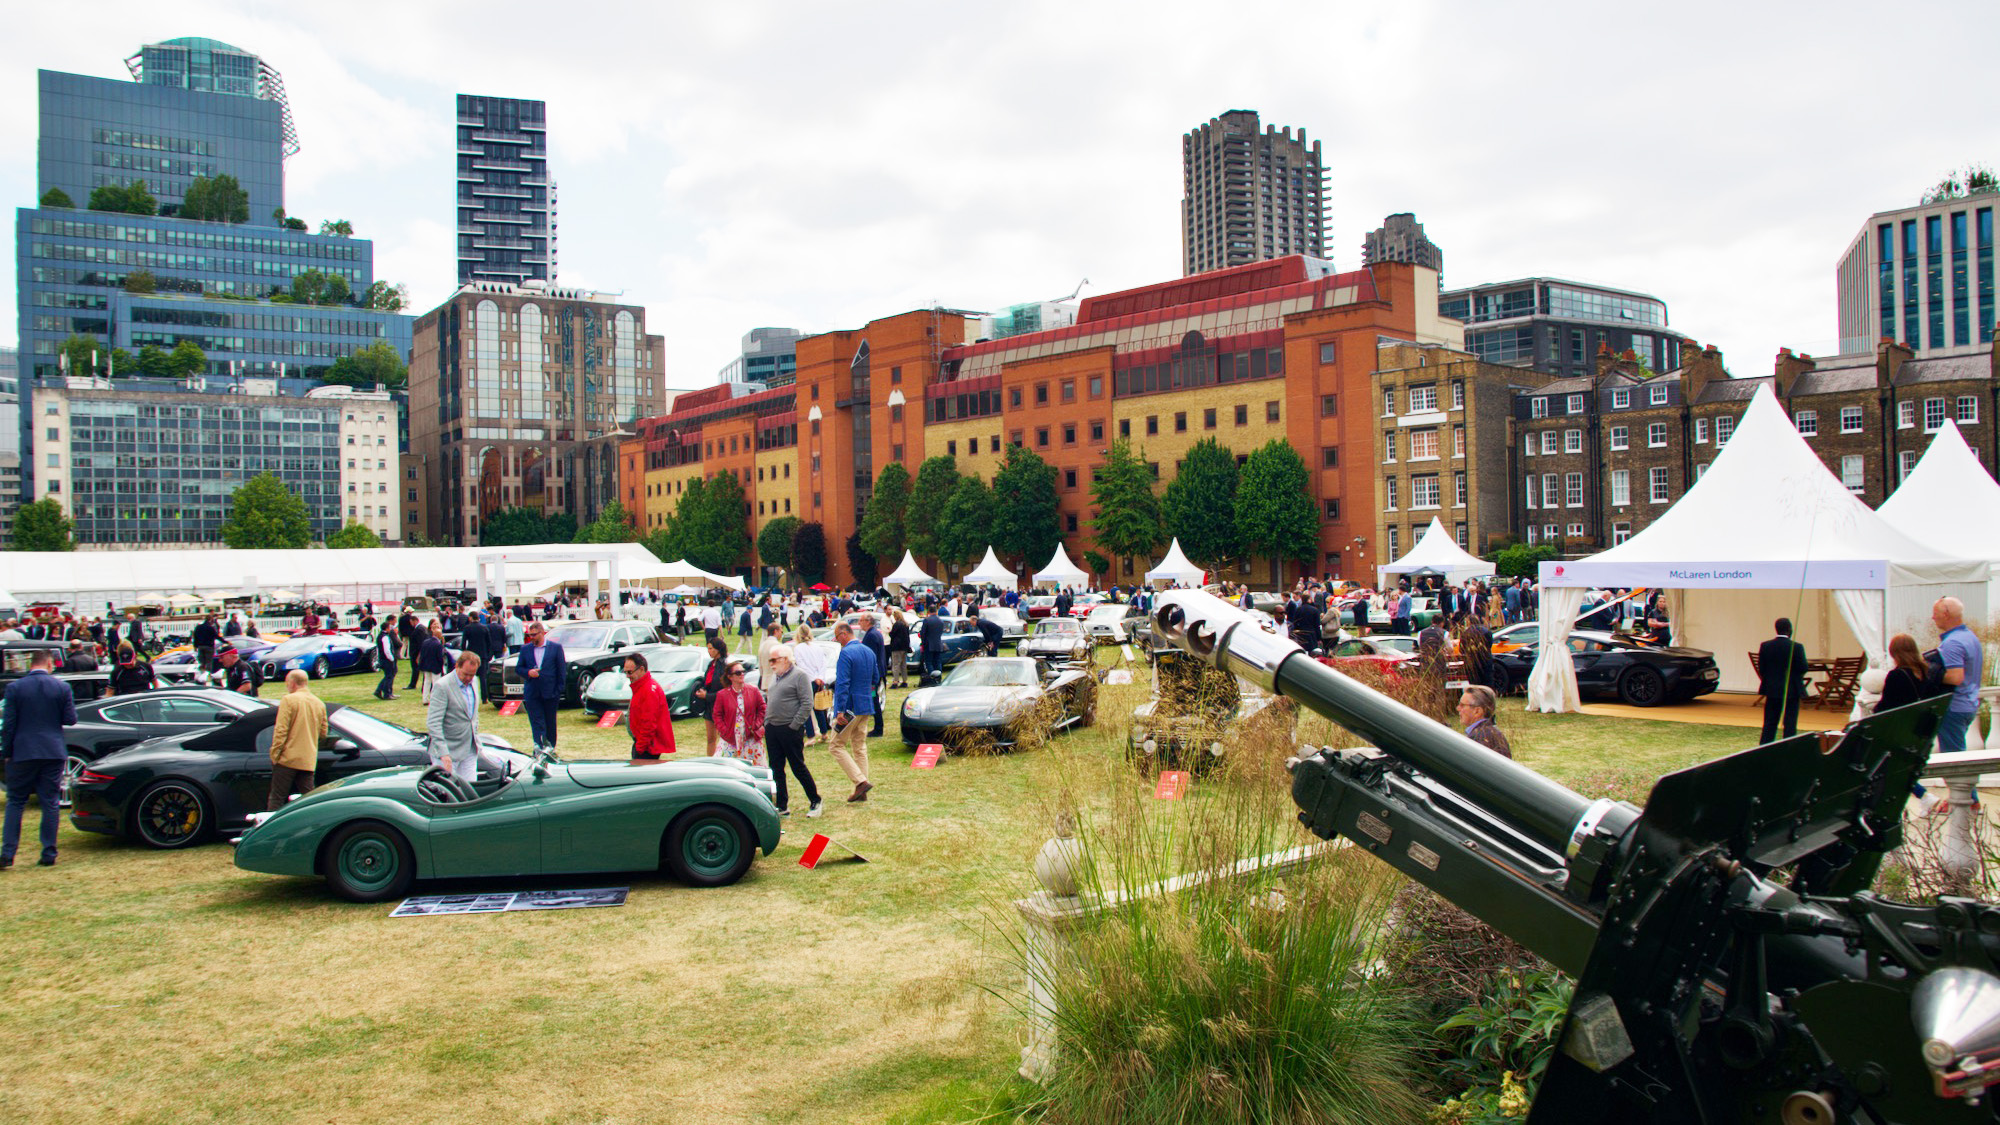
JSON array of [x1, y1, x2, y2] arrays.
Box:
[[1152, 588, 1600, 855]]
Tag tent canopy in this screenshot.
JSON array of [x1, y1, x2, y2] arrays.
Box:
[[1144, 538, 1205, 587], [1379, 518, 1493, 586], [1878, 418, 2000, 598], [963, 547, 1018, 587], [1033, 543, 1089, 588], [1528, 386, 1988, 710], [882, 550, 939, 590]]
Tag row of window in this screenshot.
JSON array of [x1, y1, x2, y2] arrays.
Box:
[[31, 241, 366, 284], [30, 218, 365, 261], [92, 128, 216, 156], [1381, 471, 1468, 512], [1382, 381, 1467, 416], [1382, 425, 1468, 463], [91, 149, 214, 179], [1528, 385, 1672, 418]]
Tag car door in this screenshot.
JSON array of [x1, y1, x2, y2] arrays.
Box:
[[213, 724, 278, 828], [1569, 638, 1612, 694], [80, 698, 159, 758], [430, 772, 543, 878]]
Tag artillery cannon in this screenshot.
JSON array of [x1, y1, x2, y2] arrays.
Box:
[[1150, 588, 2000, 1125]]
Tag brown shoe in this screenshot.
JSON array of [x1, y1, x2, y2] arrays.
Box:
[[855, 781, 873, 802]]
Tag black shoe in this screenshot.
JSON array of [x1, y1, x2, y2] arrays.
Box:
[[0, 856, 12, 869], [37, 856, 54, 867]]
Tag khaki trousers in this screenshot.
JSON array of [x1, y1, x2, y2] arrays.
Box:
[[828, 717, 870, 785]]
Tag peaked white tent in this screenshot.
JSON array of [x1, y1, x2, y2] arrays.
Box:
[[882, 550, 940, 591], [1528, 386, 1988, 711], [1878, 418, 2000, 602], [1378, 517, 1494, 587], [1033, 543, 1089, 589], [1144, 539, 1206, 587], [963, 547, 1018, 587]]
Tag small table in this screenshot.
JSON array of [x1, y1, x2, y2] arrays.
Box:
[[1805, 657, 1861, 710]]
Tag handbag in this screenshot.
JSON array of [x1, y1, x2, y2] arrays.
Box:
[[813, 686, 834, 710]]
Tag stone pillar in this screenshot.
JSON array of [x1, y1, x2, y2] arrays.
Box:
[[1016, 817, 1084, 1082]]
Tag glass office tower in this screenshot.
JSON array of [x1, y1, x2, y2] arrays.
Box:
[[456, 95, 556, 286]]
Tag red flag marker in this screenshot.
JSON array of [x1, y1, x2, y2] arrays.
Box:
[[596, 710, 623, 728], [498, 701, 521, 716], [1154, 770, 1190, 800], [912, 743, 943, 769], [798, 834, 831, 868]]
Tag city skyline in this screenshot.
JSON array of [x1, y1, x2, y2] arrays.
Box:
[[1, 1, 1997, 392]]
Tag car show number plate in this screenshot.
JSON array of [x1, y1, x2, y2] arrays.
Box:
[[596, 710, 623, 727], [1155, 771, 1190, 800], [498, 701, 521, 715], [912, 744, 943, 769]]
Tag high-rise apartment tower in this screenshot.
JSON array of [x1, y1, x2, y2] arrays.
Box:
[[1181, 110, 1327, 276], [456, 95, 556, 286]]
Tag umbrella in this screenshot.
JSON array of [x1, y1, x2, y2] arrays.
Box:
[[309, 588, 343, 602], [165, 593, 203, 607], [810, 583, 833, 592], [667, 584, 705, 596], [267, 589, 302, 601], [135, 592, 167, 604]]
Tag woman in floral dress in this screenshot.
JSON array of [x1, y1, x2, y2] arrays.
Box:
[[710, 663, 767, 766]]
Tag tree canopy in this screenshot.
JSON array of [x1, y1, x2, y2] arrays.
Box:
[[11, 499, 74, 552], [1088, 437, 1165, 566], [325, 521, 383, 549], [286, 269, 352, 306], [221, 473, 312, 549], [1234, 439, 1318, 567], [88, 180, 156, 216], [180, 174, 249, 223], [358, 280, 408, 312], [664, 472, 750, 574], [319, 219, 355, 237], [856, 462, 911, 565], [573, 500, 640, 545], [166, 340, 207, 379], [1923, 163, 1999, 204], [39, 187, 74, 209], [1163, 437, 1241, 571], [790, 522, 829, 586], [757, 515, 802, 576], [991, 443, 1061, 573], [904, 456, 960, 565], [935, 475, 995, 573], [479, 506, 573, 546], [845, 531, 880, 588], [323, 341, 408, 389]]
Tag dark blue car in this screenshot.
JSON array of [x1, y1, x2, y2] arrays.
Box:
[[257, 633, 374, 681]]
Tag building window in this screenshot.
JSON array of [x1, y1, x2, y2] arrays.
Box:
[[1542, 473, 1559, 508], [1714, 417, 1734, 446], [1204, 408, 1218, 429], [1540, 432, 1558, 455], [1530, 397, 1548, 419], [1900, 449, 1918, 483], [1526, 524, 1538, 545], [1319, 394, 1337, 417], [1451, 381, 1465, 410], [1383, 388, 1396, 417], [1146, 416, 1158, 435], [1387, 526, 1400, 556], [1323, 498, 1339, 519], [1452, 426, 1466, 458], [1958, 396, 1980, 423], [1925, 397, 1947, 432], [1063, 424, 1076, 445], [1611, 388, 1630, 409], [1648, 422, 1668, 448], [1089, 376, 1102, 398], [890, 404, 903, 422], [1898, 401, 1915, 429], [1065, 513, 1078, 532], [1266, 400, 1281, 423], [1841, 455, 1864, 492], [891, 366, 901, 384], [1649, 385, 1669, 406], [1319, 342, 1337, 365], [1385, 478, 1398, 510], [1036, 428, 1049, 447], [1452, 471, 1466, 508], [1545, 524, 1560, 543], [1035, 384, 1048, 405], [1695, 417, 1709, 443], [1567, 523, 1585, 540], [1011, 430, 1025, 446], [1233, 404, 1247, 426], [1612, 521, 1632, 545], [946, 441, 957, 457], [1564, 429, 1583, 453], [1649, 466, 1670, 503], [1524, 433, 1535, 457], [1118, 419, 1130, 438], [1174, 413, 1187, 433], [1564, 473, 1583, 507], [1409, 385, 1438, 413], [1064, 469, 1077, 488], [1567, 394, 1584, 415], [1061, 381, 1075, 402], [1322, 447, 1339, 468], [1840, 406, 1863, 434], [1609, 425, 1629, 451], [1089, 421, 1104, 442], [1010, 388, 1022, 407], [1611, 469, 1630, 506], [1794, 410, 1818, 436], [1525, 474, 1538, 509], [1383, 432, 1397, 463], [1412, 475, 1440, 509], [1409, 429, 1439, 460]]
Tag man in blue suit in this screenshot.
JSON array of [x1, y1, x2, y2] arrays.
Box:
[[515, 620, 568, 751], [2, 649, 77, 867]]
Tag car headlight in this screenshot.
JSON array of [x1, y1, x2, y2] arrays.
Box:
[[903, 691, 930, 719], [1142, 738, 1158, 756]]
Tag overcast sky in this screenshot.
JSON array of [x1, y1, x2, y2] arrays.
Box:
[[5, 1, 1997, 389]]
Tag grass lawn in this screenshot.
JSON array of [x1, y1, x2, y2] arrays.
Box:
[[0, 654, 1768, 1125]]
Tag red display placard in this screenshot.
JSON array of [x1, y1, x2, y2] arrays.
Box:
[[798, 834, 831, 868], [596, 710, 623, 728], [498, 701, 521, 716], [1154, 770, 1190, 800], [912, 743, 943, 769]]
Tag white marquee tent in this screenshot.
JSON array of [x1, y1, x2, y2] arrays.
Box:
[[1144, 539, 1206, 587], [1033, 543, 1089, 589], [1528, 386, 1989, 711], [1878, 418, 2000, 602], [523, 556, 746, 595], [882, 550, 941, 591], [963, 547, 1018, 587], [1378, 517, 1495, 587]]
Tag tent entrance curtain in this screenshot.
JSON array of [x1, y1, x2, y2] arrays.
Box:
[[1832, 588, 1886, 671], [1526, 587, 1586, 713]]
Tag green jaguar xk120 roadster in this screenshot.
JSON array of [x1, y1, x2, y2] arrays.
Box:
[[233, 748, 783, 902]]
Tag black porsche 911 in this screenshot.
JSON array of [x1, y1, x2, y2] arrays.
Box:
[[59, 687, 270, 803], [70, 705, 515, 849], [1490, 629, 1720, 706], [898, 656, 1097, 752]]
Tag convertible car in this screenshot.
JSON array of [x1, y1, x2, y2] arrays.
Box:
[[233, 748, 782, 902], [258, 634, 375, 681], [1490, 629, 1719, 705], [1018, 617, 1091, 663], [60, 687, 270, 803], [497, 619, 671, 707], [898, 656, 1097, 752], [1079, 603, 1146, 645], [157, 636, 281, 683], [70, 705, 514, 849], [581, 649, 769, 718]]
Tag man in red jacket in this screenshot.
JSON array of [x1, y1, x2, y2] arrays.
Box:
[[624, 652, 676, 762]]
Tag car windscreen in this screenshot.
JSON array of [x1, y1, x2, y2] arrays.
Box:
[[654, 648, 707, 674], [944, 660, 1038, 687], [544, 624, 616, 649], [1037, 619, 1082, 634], [332, 708, 419, 750], [1085, 606, 1127, 621]]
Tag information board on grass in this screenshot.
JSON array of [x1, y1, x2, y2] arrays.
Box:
[[389, 888, 628, 917], [1154, 770, 1190, 800], [912, 743, 943, 768], [797, 834, 869, 868], [596, 710, 623, 727], [1104, 669, 1133, 685], [498, 701, 521, 716]]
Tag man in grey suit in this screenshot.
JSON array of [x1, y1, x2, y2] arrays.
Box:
[[426, 651, 483, 783]]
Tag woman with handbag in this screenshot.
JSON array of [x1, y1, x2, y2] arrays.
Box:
[[887, 608, 912, 689], [693, 637, 730, 756], [711, 663, 767, 766], [791, 624, 833, 745]]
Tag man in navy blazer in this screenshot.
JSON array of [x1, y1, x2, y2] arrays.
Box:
[[515, 620, 568, 751], [2, 649, 77, 867]]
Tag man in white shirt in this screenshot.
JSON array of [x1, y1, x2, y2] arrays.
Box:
[[701, 602, 723, 645]]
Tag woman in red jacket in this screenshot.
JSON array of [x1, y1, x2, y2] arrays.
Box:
[[623, 652, 676, 762], [710, 664, 767, 766]]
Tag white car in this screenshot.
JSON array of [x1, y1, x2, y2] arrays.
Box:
[[1080, 603, 1146, 644], [975, 607, 1030, 643]]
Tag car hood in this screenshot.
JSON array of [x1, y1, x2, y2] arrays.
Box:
[[566, 758, 772, 790], [1019, 634, 1083, 652], [905, 684, 1038, 721]]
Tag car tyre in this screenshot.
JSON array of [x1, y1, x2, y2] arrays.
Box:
[[132, 779, 213, 849], [323, 820, 416, 903], [1487, 664, 1513, 697], [311, 656, 331, 680], [663, 804, 756, 888], [360, 650, 375, 673], [1618, 665, 1668, 707], [60, 751, 90, 808]]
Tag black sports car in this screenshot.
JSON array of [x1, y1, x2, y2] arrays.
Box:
[[899, 656, 1097, 752], [497, 619, 672, 707], [70, 705, 514, 849], [60, 687, 269, 803], [1490, 629, 1719, 706]]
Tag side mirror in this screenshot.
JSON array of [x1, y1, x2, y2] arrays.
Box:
[[212, 710, 237, 724], [331, 738, 361, 759], [609, 641, 625, 652]]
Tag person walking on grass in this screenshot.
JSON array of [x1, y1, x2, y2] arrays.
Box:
[[624, 651, 676, 762], [762, 646, 821, 818], [269, 670, 328, 810], [860, 612, 888, 739], [887, 608, 912, 689], [516, 621, 567, 753], [712, 662, 767, 766], [374, 622, 400, 701], [791, 624, 832, 745], [417, 620, 448, 705], [1933, 596, 1985, 752], [1, 649, 75, 868], [829, 622, 877, 803]]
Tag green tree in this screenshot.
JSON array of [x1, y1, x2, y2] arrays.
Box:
[[1082, 550, 1110, 581], [1088, 437, 1165, 570], [319, 218, 355, 237], [165, 340, 207, 379], [790, 522, 828, 586], [290, 269, 329, 305], [935, 475, 995, 574], [846, 531, 880, 589], [757, 515, 802, 578], [323, 341, 408, 389], [10, 499, 74, 551], [136, 345, 173, 379], [180, 174, 249, 223], [856, 462, 911, 565], [904, 455, 960, 565], [1234, 439, 1318, 579], [664, 471, 750, 573], [323, 273, 353, 305], [123, 269, 157, 295], [110, 347, 134, 376], [1923, 163, 2000, 204], [57, 334, 111, 377], [325, 521, 383, 548], [87, 180, 156, 216], [273, 207, 309, 231], [39, 187, 74, 209], [573, 500, 639, 544], [479, 506, 559, 546], [1493, 542, 1560, 578], [358, 280, 409, 312], [1163, 437, 1241, 571], [221, 473, 312, 549], [991, 443, 1061, 574]]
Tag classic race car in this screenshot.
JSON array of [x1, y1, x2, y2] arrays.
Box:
[[1018, 617, 1091, 663], [156, 636, 282, 683], [1490, 629, 1720, 705], [257, 634, 376, 681], [233, 748, 782, 902], [70, 705, 513, 849], [898, 656, 1097, 752], [1079, 603, 1146, 645], [60, 687, 269, 804]]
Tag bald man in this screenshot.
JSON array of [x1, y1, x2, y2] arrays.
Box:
[[269, 670, 328, 810], [1933, 596, 1984, 752]]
